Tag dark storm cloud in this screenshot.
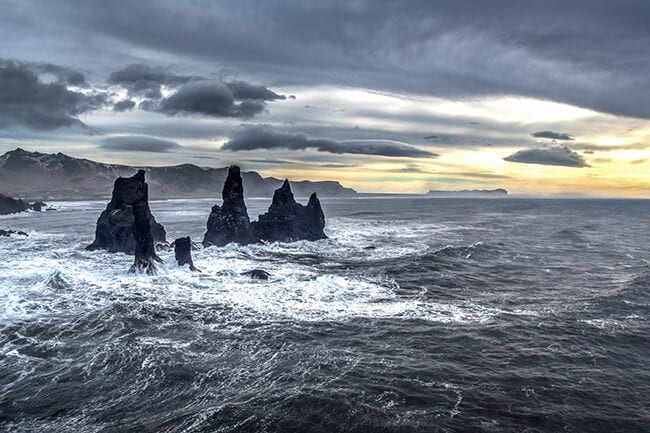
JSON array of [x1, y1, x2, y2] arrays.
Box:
[[99, 135, 181, 152], [532, 131, 574, 141], [108, 64, 196, 98], [156, 81, 271, 118], [33, 63, 88, 87], [504, 146, 590, 168], [0, 59, 106, 130], [222, 125, 436, 158], [5, 0, 649, 118], [107, 66, 287, 119], [108, 64, 285, 114], [113, 99, 136, 112], [225, 80, 286, 101]]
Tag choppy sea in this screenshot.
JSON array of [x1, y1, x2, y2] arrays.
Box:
[[1, 197, 649, 432]]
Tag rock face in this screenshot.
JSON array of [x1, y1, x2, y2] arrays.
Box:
[[174, 236, 198, 271], [202, 166, 254, 247], [0, 193, 29, 215], [129, 200, 160, 275], [87, 170, 166, 254], [251, 180, 327, 243]]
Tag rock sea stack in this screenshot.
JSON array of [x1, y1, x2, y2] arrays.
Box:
[[175, 236, 199, 271], [87, 170, 166, 254], [129, 199, 161, 275], [202, 167, 327, 247], [202, 165, 255, 247], [251, 180, 327, 243]]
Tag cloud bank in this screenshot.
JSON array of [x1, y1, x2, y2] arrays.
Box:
[[504, 146, 590, 168], [107, 64, 286, 119], [108, 64, 196, 98], [5, 0, 649, 118], [532, 131, 574, 141], [222, 125, 437, 158]]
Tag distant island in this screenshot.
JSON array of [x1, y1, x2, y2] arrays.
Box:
[[0, 148, 357, 200], [425, 188, 508, 198]]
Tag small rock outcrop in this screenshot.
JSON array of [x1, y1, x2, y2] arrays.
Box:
[[129, 200, 161, 275], [87, 170, 166, 254], [0, 194, 47, 214], [31, 201, 46, 212], [174, 236, 198, 271], [251, 180, 327, 243], [0, 229, 28, 237], [202, 165, 254, 247], [241, 269, 270, 280], [0, 193, 29, 215]]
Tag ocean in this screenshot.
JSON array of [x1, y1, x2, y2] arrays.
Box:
[[1, 197, 649, 432]]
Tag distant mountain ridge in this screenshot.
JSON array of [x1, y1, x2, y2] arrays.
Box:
[[0, 148, 357, 200]]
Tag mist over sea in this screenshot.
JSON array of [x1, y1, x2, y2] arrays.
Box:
[[1, 197, 649, 432]]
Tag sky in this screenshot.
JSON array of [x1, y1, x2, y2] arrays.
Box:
[[0, 0, 649, 196]]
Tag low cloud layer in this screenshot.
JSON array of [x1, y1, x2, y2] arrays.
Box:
[[222, 125, 437, 158], [0, 60, 106, 130], [532, 131, 574, 141], [504, 146, 590, 168], [99, 135, 182, 152]]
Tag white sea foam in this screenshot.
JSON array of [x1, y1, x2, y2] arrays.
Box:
[[0, 199, 539, 327], [0, 231, 511, 326]]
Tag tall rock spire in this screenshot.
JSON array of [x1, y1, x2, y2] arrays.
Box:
[[202, 165, 254, 246], [87, 170, 166, 254], [129, 197, 160, 275]]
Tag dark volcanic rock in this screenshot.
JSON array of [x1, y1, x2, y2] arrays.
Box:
[[201, 166, 327, 246], [155, 240, 172, 252], [31, 201, 46, 212], [251, 180, 327, 243], [0, 193, 29, 215], [241, 269, 270, 280], [0, 229, 28, 237], [174, 236, 198, 271], [129, 199, 160, 275], [87, 170, 166, 254], [202, 165, 254, 247]]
